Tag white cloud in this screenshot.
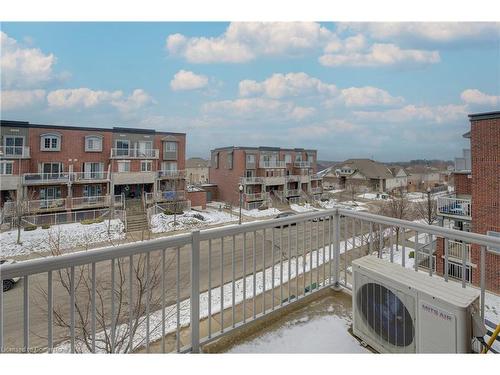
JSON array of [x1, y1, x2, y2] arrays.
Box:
[[338, 86, 404, 107], [288, 106, 316, 120], [354, 104, 467, 124], [166, 22, 332, 63], [202, 97, 312, 122], [170, 70, 208, 91], [319, 43, 440, 67], [47, 88, 154, 112], [1, 31, 56, 89], [338, 22, 500, 44], [239, 72, 337, 98], [460, 89, 499, 107], [47, 88, 123, 109], [1, 89, 46, 111], [292, 119, 359, 139], [111, 89, 155, 112]]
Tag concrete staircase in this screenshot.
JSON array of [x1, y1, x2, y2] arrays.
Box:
[[125, 199, 148, 233]]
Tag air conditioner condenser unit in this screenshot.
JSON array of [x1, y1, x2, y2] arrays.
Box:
[[352, 256, 481, 353]]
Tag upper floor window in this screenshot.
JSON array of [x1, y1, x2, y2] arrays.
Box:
[[40, 133, 61, 151], [214, 152, 219, 169], [85, 135, 103, 152], [141, 160, 152, 172], [295, 154, 302, 162], [227, 152, 233, 169], [285, 154, 292, 164], [115, 140, 130, 156], [308, 153, 314, 162], [246, 154, 255, 164], [117, 161, 130, 173], [4, 136, 24, 156], [0, 161, 13, 175]]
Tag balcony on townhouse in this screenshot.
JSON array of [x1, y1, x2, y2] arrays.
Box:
[[0, 146, 31, 159], [22, 172, 71, 185], [437, 195, 472, 220], [294, 161, 312, 168], [239, 176, 264, 185], [20, 194, 124, 214], [157, 170, 186, 179], [310, 174, 322, 181], [71, 171, 110, 183], [285, 175, 301, 182], [447, 240, 472, 263], [262, 176, 286, 185], [244, 192, 269, 202], [2, 208, 497, 354], [23, 198, 67, 213], [454, 149, 471, 172], [70, 194, 123, 211], [259, 160, 286, 168], [110, 148, 159, 159]]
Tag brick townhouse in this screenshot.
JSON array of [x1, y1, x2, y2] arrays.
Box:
[[0, 120, 187, 215], [435, 111, 500, 293], [209, 146, 323, 209]]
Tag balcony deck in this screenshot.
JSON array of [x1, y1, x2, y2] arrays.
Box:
[[437, 195, 472, 220]]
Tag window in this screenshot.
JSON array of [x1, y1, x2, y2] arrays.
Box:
[[83, 162, 104, 179], [40, 133, 61, 151], [117, 161, 130, 172], [4, 136, 24, 156], [115, 140, 130, 156], [40, 186, 62, 200], [138, 141, 153, 157], [162, 161, 177, 171], [0, 161, 13, 175], [141, 160, 152, 172], [214, 152, 219, 168], [487, 231, 500, 254], [85, 136, 103, 152], [42, 162, 62, 176], [308, 153, 314, 162], [295, 153, 302, 162], [246, 154, 255, 164], [245, 170, 255, 178], [83, 185, 102, 197], [285, 154, 292, 164], [164, 141, 177, 153], [227, 152, 233, 169]]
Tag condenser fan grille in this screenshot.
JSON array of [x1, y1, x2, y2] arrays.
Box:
[[357, 283, 414, 347]]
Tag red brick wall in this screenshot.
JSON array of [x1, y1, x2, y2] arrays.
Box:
[[209, 149, 246, 206], [28, 127, 112, 173], [187, 190, 206, 209], [470, 117, 500, 292], [454, 173, 472, 195]]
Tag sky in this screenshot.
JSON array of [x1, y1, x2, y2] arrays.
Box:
[[1, 22, 499, 162]]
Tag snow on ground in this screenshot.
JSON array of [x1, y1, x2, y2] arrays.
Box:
[[150, 208, 238, 233], [0, 220, 125, 257], [325, 189, 344, 194], [228, 312, 367, 353], [290, 203, 317, 213], [408, 232, 430, 244], [379, 244, 416, 269], [317, 199, 368, 212], [357, 193, 382, 200], [233, 207, 281, 218]]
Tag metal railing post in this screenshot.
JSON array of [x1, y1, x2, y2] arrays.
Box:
[[191, 230, 200, 353], [332, 210, 341, 289]]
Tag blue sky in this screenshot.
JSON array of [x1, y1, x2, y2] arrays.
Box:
[[1, 22, 499, 161]]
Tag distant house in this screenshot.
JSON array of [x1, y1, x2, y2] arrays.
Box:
[[322, 159, 400, 193], [186, 157, 210, 185], [386, 166, 409, 192], [406, 165, 443, 192]]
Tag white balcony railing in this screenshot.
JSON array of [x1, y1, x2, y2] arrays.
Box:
[[437, 196, 472, 219], [23, 172, 71, 185], [294, 161, 312, 168], [70, 195, 111, 209], [1, 208, 498, 353], [262, 176, 286, 185], [25, 198, 67, 213], [259, 160, 286, 168], [0, 146, 31, 158], [71, 171, 109, 182], [240, 176, 264, 184], [110, 148, 159, 159], [157, 170, 186, 179], [447, 240, 472, 262], [244, 192, 268, 202], [310, 174, 322, 180]]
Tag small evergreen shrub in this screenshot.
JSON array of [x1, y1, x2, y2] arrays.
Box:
[[41, 224, 51, 229], [24, 225, 37, 231], [409, 251, 415, 259]]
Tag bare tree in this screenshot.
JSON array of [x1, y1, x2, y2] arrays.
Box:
[[379, 189, 411, 251], [34, 231, 189, 353], [414, 190, 438, 225], [9, 190, 37, 244]]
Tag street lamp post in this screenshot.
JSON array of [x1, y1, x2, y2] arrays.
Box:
[[427, 187, 432, 225], [238, 184, 243, 225]]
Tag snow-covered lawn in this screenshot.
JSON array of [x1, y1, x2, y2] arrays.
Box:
[[357, 193, 383, 200], [233, 207, 281, 218], [0, 220, 125, 258], [325, 189, 344, 194], [150, 208, 238, 233], [290, 203, 317, 213]]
